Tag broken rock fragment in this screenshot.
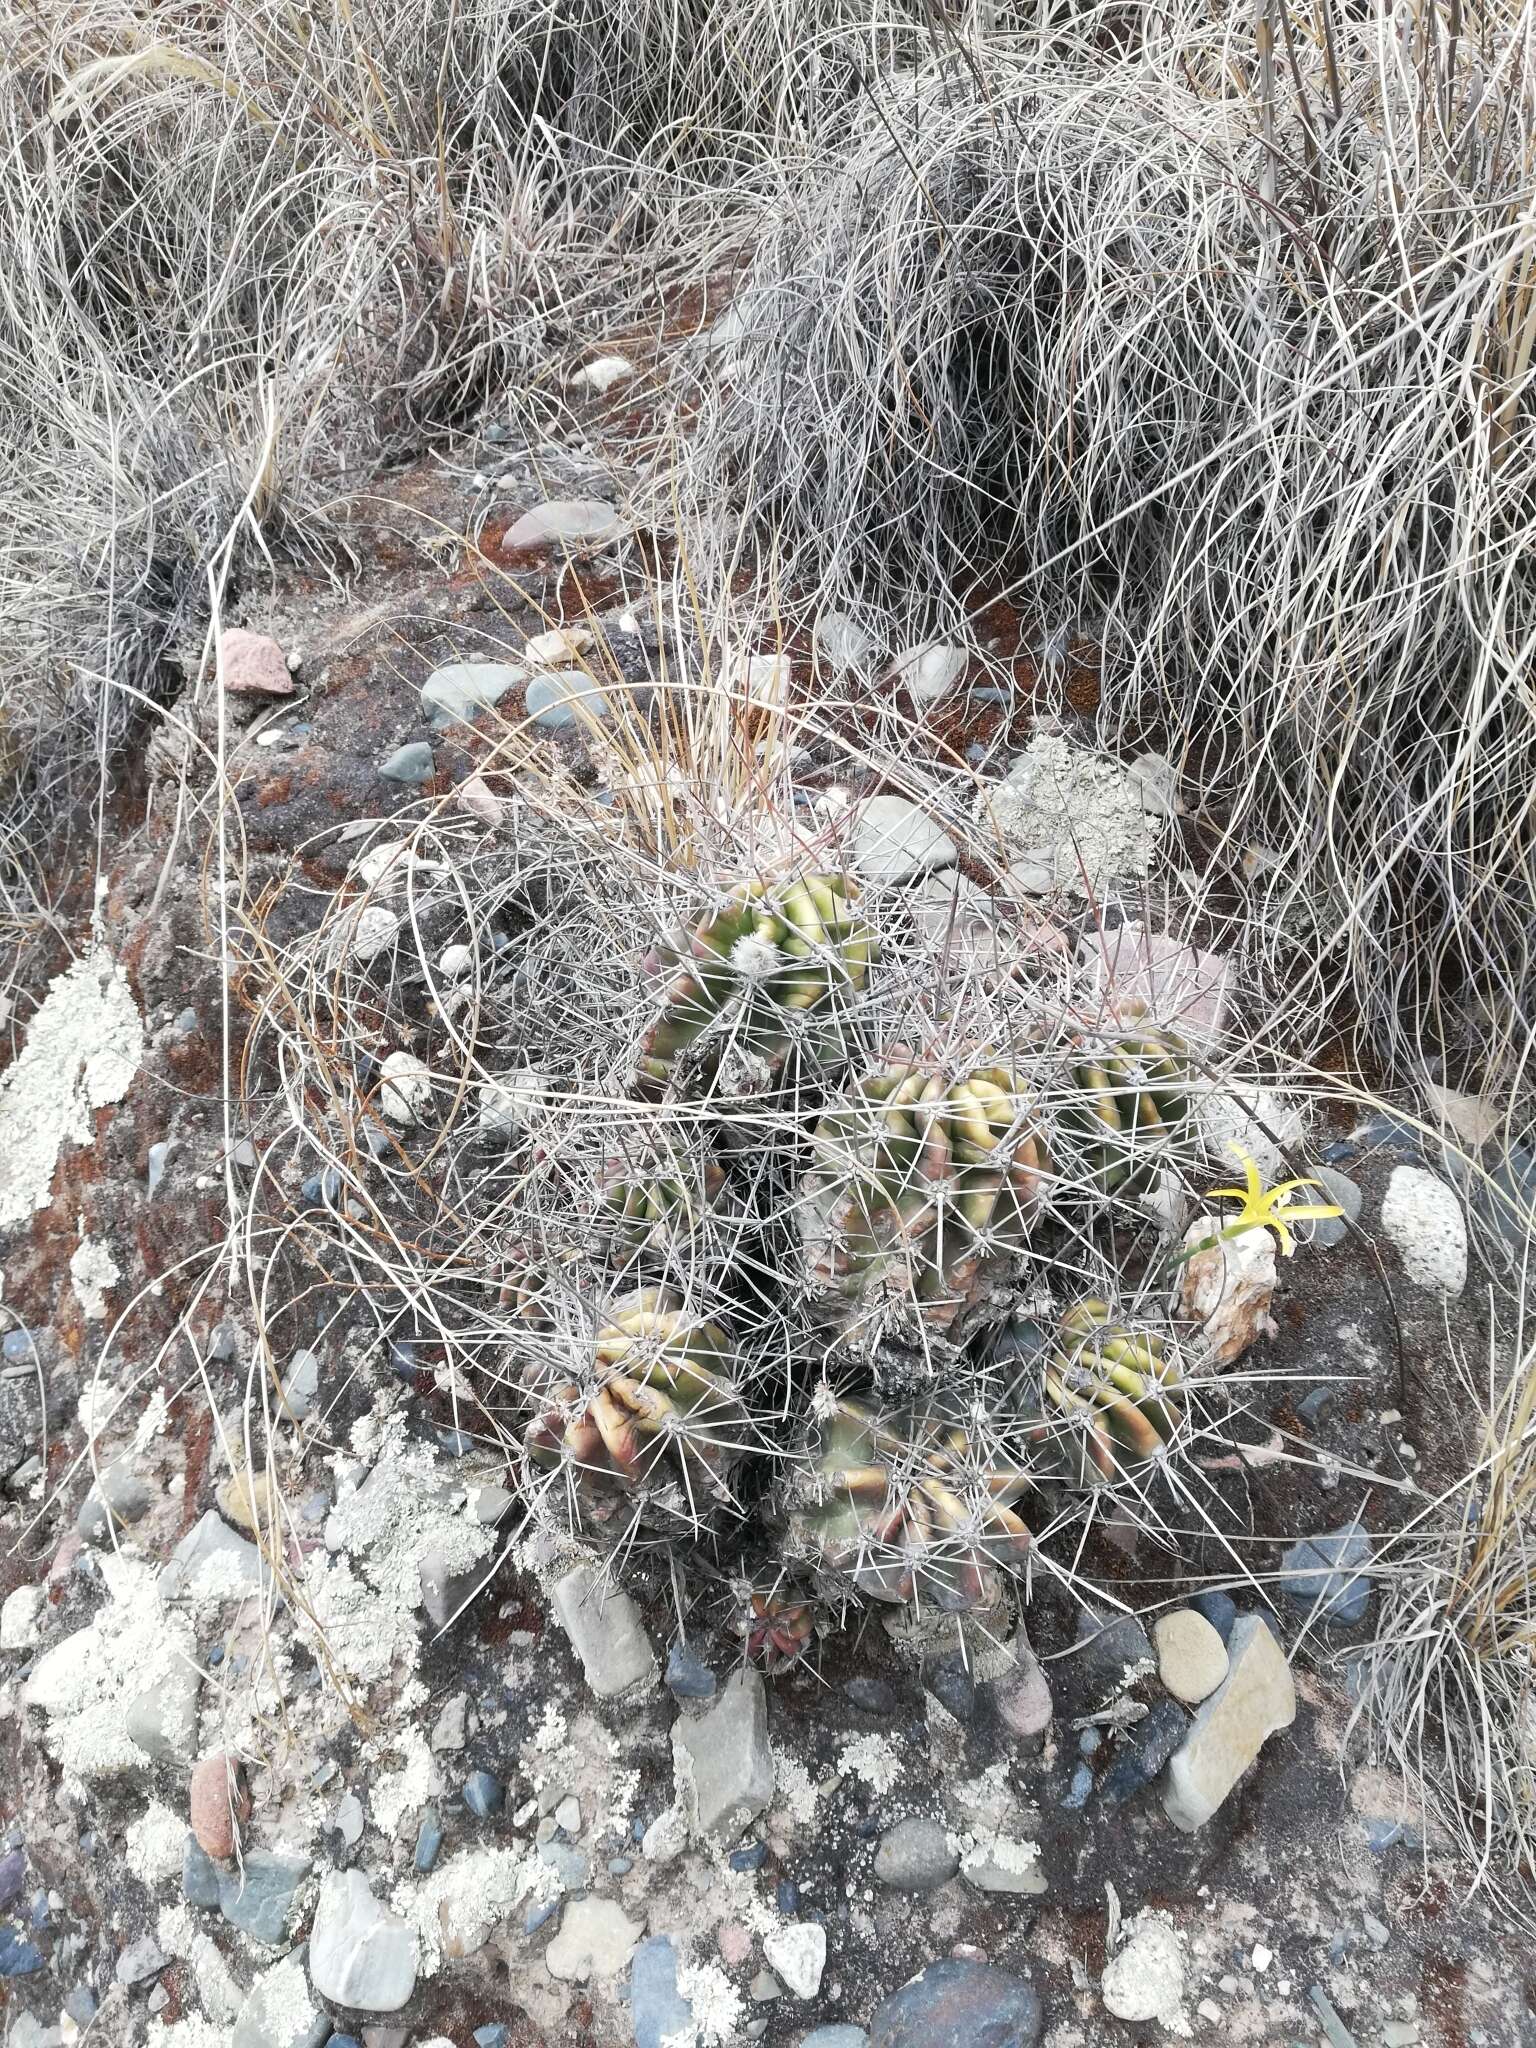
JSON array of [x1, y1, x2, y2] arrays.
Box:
[[672, 1667, 774, 1842], [1161, 1615, 1296, 1831], [551, 1564, 656, 1698]]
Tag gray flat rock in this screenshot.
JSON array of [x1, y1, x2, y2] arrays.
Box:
[[308, 1869, 418, 2011]]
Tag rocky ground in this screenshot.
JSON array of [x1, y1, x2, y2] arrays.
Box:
[[0, 346, 1533, 2048]]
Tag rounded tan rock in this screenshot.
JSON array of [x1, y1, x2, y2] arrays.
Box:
[[1153, 1609, 1229, 1705]]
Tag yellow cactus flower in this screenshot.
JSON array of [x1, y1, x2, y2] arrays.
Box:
[[1204, 1144, 1343, 1257]]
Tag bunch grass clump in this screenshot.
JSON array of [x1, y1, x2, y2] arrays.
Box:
[[676, 0, 1536, 1123]]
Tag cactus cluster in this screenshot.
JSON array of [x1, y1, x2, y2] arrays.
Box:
[[802, 1054, 1052, 1339], [494, 853, 1213, 1641], [635, 872, 874, 1096]]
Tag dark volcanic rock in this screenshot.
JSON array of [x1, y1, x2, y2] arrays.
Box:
[[869, 1958, 1043, 2048]]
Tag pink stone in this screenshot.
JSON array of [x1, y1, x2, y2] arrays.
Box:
[[220, 628, 295, 698], [1081, 922, 1229, 1043], [717, 1921, 753, 1968], [991, 1632, 1052, 1748], [190, 1751, 250, 1860], [456, 773, 503, 827]]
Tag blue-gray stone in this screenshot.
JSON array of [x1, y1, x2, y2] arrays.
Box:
[[0, 1851, 25, 1911], [608, 1856, 634, 1876], [1310, 1166, 1362, 1247], [1073, 1606, 1153, 1696], [474, 2028, 510, 2048], [524, 1899, 559, 1935], [1189, 1591, 1238, 1642], [436, 1429, 476, 1458], [525, 669, 610, 731], [1077, 1728, 1101, 1758], [776, 1879, 799, 1915], [1, 1331, 35, 1364], [1279, 1524, 1373, 1625], [632, 1935, 692, 2048], [868, 1959, 1043, 2048], [924, 1651, 974, 1723], [379, 742, 434, 784], [183, 1835, 221, 1908], [0, 1926, 43, 1975], [329, 2037, 363, 2048], [729, 1843, 767, 1873], [422, 662, 523, 728], [664, 1641, 717, 1701], [63, 1987, 97, 2025], [538, 1841, 589, 1892], [1062, 1763, 1094, 1810], [1097, 1697, 1189, 1810], [1297, 1385, 1334, 1423], [801, 2031, 870, 2048], [217, 1851, 310, 1945], [464, 1771, 504, 1819], [414, 1811, 443, 1873], [843, 1677, 898, 1715]]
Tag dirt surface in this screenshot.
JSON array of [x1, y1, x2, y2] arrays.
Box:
[[0, 349, 1532, 2048]]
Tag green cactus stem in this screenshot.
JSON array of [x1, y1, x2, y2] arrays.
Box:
[[803, 1053, 1052, 1333], [1060, 1030, 1191, 1195], [635, 871, 873, 1096], [522, 1287, 747, 1537], [1039, 1298, 1185, 1481], [785, 1393, 1038, 1610]]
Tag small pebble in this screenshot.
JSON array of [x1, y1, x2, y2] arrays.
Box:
[[379, 741, 434, 784], [664, 1640, 717, 1702], [414, 1811, 444, 1873], [729, 1843, 767, 1873], [0, 1927, 44, 1975], [524, 1899, 560, 1935], [843, 1677, 898, 1715], [608, 1856, 633, 1876], [1063, 1762, 1095, 1810], [464, 1771, 505, 1819]]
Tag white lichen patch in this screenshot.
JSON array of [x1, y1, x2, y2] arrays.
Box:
[[675, 1958, 746, 2045], [325, 1428, 492, 1618], [395, 1847, 536, 1974], [836, 1733, 901, 1794], [69, 1235, 120, 1321], [369, 1725, 435, 1837], [23, 1557, 195, 1783], [1380, 1166, 1467, 1297], [125, 1799, 186, 1883], [771, 1748, 821, 1827], [979, 733, 1162, 898], [0, 947, 143, 1228], [296, 1554, 415, 1684]]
